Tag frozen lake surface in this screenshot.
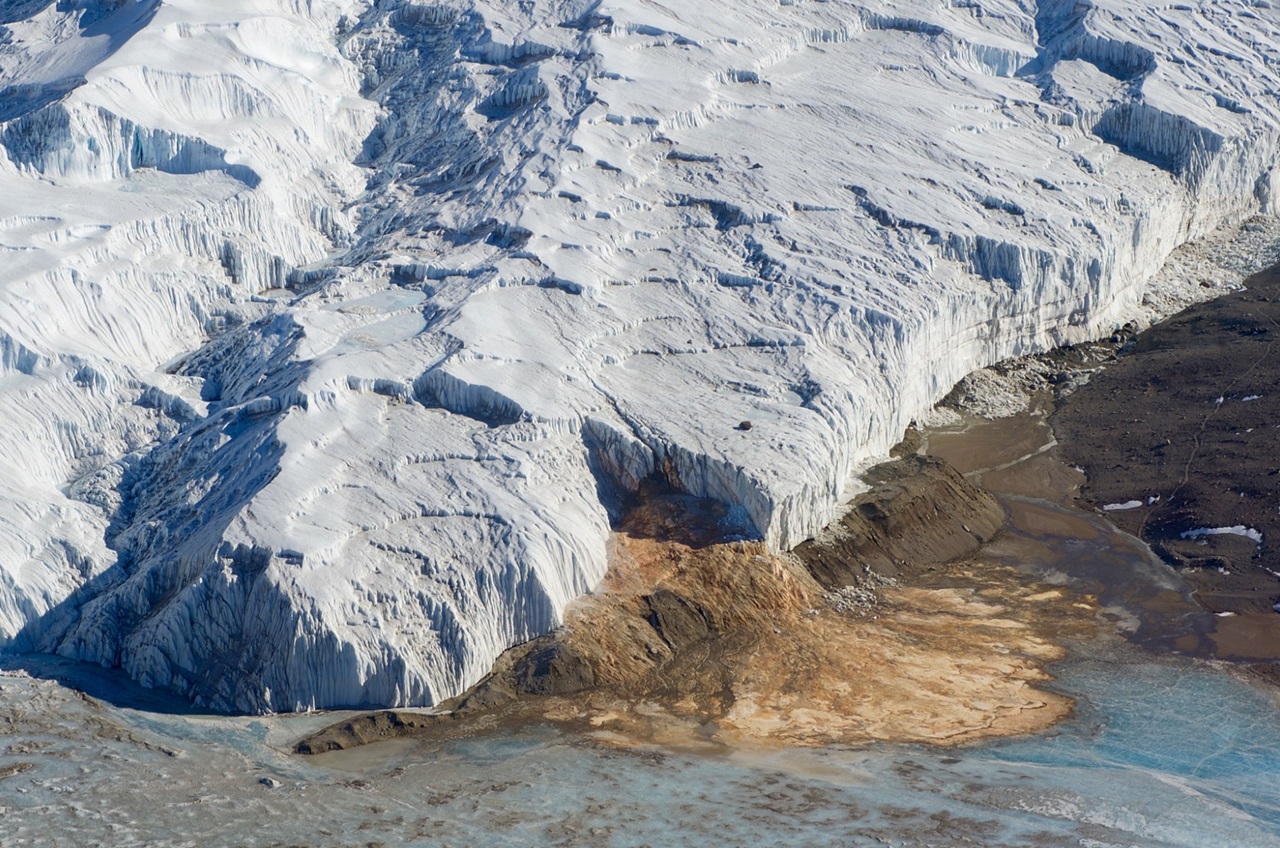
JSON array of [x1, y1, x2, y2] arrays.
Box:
[[1, 648, 1278, 848]]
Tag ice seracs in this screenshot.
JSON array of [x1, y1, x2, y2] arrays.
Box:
[[4, 0, 1280, 711]]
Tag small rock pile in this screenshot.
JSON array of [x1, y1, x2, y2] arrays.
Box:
[[824, 569, 901, 616]]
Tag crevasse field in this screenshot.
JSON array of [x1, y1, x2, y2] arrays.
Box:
[[3, 0, 1280, 711]]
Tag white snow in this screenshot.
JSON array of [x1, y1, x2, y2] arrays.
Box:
[[1103, 501, 1144, 512], [1180, 527, 1265, 544], [4, 0, 1280, 711], [1243, 395, 1262, 402]]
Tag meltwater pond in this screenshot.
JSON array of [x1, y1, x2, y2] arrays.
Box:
[[1, 648, 1279, 847]]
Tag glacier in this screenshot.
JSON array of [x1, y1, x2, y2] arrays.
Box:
[[2, 0, 1280, 712]]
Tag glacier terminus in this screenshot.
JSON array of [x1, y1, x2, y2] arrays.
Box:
[[2, 0, 1280, 712]]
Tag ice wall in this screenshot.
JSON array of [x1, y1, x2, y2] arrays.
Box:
[[3, 0, 1280, 711]]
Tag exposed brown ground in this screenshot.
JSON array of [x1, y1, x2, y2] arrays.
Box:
[[1052, 262, 1280, 664]]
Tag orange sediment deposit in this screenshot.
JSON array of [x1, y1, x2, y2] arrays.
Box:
[[297, 455, 1099, 755], [544, 528, 1090, 748]]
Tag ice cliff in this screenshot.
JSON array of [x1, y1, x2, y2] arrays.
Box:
[[2, 0, 1279, 711]]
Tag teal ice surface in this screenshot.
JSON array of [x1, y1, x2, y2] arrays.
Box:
[[982, 657, 1280, 839], [2, 653, 1280, 847]]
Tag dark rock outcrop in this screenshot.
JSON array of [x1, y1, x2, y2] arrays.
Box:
[[795, 455, 1005, 589]]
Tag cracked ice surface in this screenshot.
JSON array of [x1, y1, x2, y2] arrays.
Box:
[[5, 0, 1280, 710]]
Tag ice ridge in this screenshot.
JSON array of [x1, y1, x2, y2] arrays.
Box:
[[3, 0, 1280, 711]]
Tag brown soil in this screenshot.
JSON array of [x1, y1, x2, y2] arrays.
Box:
[[1052, 262, 1280, 663], [297, 456, 1096, 755]]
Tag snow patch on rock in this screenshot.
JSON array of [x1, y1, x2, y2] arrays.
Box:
[[1181, 526, 1264, 545]]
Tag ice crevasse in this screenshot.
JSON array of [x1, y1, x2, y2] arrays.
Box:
[[1, 0, 1278, 711]]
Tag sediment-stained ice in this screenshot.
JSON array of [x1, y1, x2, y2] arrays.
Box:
[[4, 0, 1280, 710]]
